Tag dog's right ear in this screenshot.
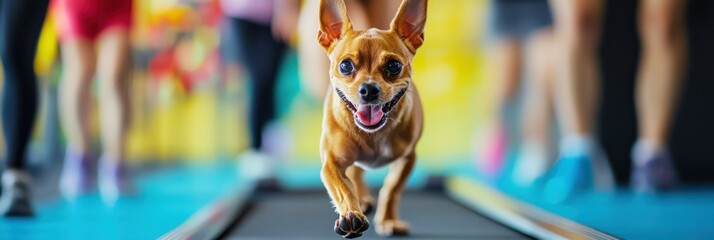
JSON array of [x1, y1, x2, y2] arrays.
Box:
[[318, 0, 352, 50]]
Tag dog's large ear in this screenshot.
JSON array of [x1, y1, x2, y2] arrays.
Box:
[[391, 0, 427, 52], [318, 0, 352, 50]]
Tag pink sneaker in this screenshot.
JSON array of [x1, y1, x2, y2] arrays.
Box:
[[479, 126, 508, 178]]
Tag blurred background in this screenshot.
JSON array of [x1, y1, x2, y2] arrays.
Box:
[[14, 0, 714, 182], [14, 0, 489, 171], [1, 0, 713, 239]]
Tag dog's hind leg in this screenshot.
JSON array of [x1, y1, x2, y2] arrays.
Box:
[[374, 151, 415, 236], [346, 165, 375, 214]]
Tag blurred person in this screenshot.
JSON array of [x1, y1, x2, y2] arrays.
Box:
[[296, 0, 401, 101], [54, 0, 133, 204], [220, 0, 292, 179], [545, 0, 687, 202], [629, 0, 687, 193], [479, 0, 556, 185], [0, 0, 50, 216]]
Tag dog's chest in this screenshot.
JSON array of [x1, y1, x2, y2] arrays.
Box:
[[354, 138, 403, 169]]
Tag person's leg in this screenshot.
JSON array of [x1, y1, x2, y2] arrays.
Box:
[[480, 38, 523, 177], [364, 0, 401, 30], [0, 0, 49, 216], [58, 40, 97, 198], [233, 19, 288, 180], [233, 19, 286, 151], [59, 40, 96, 156], [631, 0, 687, 192], [512, 28, 555, 187], [296, 0, 369, 101], [549, 0, 603, 139], [544, 0, 605, 202], [95, 28, 132, 203]]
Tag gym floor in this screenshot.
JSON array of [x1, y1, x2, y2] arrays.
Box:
[[2, 161, 712, 239]]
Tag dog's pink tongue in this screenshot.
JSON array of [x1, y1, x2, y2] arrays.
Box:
[[356, 105, 384, 126]]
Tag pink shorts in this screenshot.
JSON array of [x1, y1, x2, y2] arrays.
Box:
[[54, 0, 133, 41]]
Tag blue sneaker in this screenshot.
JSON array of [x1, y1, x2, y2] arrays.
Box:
[[542, 154, 594, 203]]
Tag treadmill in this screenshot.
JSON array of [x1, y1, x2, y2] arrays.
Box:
[[162, 175, 620, 240]]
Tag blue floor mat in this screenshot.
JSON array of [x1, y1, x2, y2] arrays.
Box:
[[0, 162, 240, 240], [461, 160, 714, 240]]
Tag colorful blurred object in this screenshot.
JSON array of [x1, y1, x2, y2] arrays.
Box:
[[7, 0, 494, 167]]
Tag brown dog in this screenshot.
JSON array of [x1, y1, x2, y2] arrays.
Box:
[[317, 0, 427, 238]]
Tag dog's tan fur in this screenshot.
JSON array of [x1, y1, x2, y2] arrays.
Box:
[[317, 0, 427, 237]]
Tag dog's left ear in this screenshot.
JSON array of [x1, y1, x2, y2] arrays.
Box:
[[391, 0, 427, 52]]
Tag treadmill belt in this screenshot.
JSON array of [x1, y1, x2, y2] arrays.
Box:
[[224, 190, 531, 240]]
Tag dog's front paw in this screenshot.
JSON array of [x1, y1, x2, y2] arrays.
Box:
[[334, 211, 369, 238], [375, 219, 410, 236]]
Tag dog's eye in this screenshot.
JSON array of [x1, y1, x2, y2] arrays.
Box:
[[384, 59, 402, 76], [339, 59, 355, 75]]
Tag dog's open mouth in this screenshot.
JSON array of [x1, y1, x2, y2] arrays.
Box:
[[335, 86, 408, 131]]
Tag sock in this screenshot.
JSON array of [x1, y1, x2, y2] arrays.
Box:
[[632, 139, 666, 167], [513, 140, 549, 186], [559, 135, 594, 159]]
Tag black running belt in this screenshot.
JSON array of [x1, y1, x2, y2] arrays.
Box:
[[223, 190, 531, 240], [161, 176, 619, 240]]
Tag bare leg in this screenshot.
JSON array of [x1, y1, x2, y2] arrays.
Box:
[[297, 0, 369, 101], [513, 28, 555, 186], [522, 29, 554, 150], [96, 29, 131, 163], [544, 0, 606, 202], [364, 0, 401, 30], [549, 0, 603, 137], [630, 0, 687, 191], [480, 38, 522, 177], [96, 29, 132, 203], [635, 0, 687, 149], [491, 38, 524, 117], [59, 40, 96, 156], [58, 39, 96, 198]]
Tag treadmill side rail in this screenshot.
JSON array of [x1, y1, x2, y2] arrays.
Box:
[[445, 176, 621, 240], [159, 183, 256, 240]]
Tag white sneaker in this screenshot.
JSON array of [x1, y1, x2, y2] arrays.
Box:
[[237, 150, 276, 181], [512, 141, 550, 187], [0, 169, 34, 216], [98, 156, 133, 206]]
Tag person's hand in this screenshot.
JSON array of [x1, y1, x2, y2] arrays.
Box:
[[272, 0, 301, 43]]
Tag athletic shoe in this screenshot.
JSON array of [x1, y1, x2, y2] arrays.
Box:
[[542, 154, 594, 203], [59, 150, 94, 200], [237, 150, 276, 181], [511, 141, 549, 188], [0, 169, 34, 216], [631, 143, 678, 193], [98, 155, 133, 206], [479, 125, 508, 178]]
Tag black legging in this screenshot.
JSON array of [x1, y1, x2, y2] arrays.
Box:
[[229, 18, 287, 150], [0, 0, 49, 169]]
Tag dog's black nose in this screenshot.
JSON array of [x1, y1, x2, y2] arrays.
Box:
[[359, 83, 380, 102]]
